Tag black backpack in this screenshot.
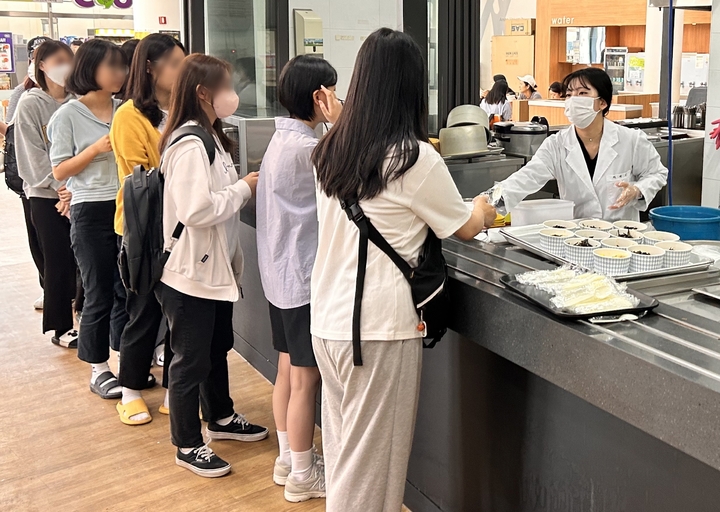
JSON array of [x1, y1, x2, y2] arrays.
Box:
[[340, 198, 450, 366], [119, 126, 216, 296], [3, 124, 24, 196]]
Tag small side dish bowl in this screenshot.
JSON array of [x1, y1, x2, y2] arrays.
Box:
[[628, 245, 666, 273], [655, 241, 693, 267]]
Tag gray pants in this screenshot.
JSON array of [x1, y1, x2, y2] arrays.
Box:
[[313, 337, 423, 512]]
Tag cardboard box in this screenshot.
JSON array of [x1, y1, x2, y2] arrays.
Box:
[[492, 35, 535, 89], [505, 18, 536, 36]]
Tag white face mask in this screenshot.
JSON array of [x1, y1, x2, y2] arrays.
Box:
[[564, 96, 601, 129], [45, 63, 72, 88], [27, 61, 37, 84]]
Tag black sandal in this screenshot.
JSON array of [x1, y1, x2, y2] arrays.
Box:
[[90, 371, 122, 400], [143, 373, 157, 390]]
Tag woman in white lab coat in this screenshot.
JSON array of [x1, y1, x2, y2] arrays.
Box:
[[499, 68, 668, 221]]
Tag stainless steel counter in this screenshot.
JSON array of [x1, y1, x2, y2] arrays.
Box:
[[442, 236, 720, 465]]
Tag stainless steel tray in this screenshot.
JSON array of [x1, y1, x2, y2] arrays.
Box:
[[500, 224, 713, 281]]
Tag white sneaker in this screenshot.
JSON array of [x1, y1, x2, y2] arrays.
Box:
[[154, 343, 165, 367], [273, 457, 291, 486], [33, 294, 44, 310], [284, 459, 326, 502]]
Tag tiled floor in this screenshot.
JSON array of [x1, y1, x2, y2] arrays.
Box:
[[0, 186, 325, 510]]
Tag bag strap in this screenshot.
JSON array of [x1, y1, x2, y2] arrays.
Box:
[[340, 198, 416, 366], [169, 125, 217, 165], [164, 125, 218, 243]]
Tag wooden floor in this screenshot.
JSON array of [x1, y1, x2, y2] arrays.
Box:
[[0, 186, 325, 511]]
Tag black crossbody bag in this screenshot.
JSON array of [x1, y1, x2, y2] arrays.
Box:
[[340, 198, 450, 366]]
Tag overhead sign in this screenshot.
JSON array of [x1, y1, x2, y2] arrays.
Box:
[[74, 0, 133, 8], [0, 33, 15, 74]]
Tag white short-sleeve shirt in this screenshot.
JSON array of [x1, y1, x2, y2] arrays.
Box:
[[310, 142, 471, 341]]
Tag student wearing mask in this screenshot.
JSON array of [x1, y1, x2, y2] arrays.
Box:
[[310, 28, 496, 511], [257, 55, 341, 502], [49, 39, 129, 401], [111, 33, 186, 426], [517, 74, 542, 100], [156, 54, 268, 478], [480, 79, 512, 121], [14, 40, 78, 348], [7, 36, 51, 311], [498, 68, 668, 221]]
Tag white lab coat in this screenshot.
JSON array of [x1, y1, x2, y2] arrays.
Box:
[[500, 118, 668, 221]]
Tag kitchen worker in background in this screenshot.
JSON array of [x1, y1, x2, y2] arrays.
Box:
[[497, 68, 668, 221], [517, 75, 542, 100], [548, 81, 565, 99]]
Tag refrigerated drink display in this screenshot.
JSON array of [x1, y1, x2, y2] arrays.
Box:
[[604, 47, 628, 94]]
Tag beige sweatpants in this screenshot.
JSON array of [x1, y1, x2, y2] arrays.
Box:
[[312, 336, 423, 512]]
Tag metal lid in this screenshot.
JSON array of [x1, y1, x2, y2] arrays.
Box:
[[494, 122, 547, 134]]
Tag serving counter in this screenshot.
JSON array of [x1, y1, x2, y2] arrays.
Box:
[[228, 115, 720, 512], [232, 207, 720, 511]]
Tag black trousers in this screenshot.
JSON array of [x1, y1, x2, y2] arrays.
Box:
[[21, 195, 44, 289], [156, 282, 235, 448], [70, 201, 128, 364], [118, 280, 166, 390], [29, 198, 77, 335]]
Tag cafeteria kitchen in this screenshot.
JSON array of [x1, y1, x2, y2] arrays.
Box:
[[192, 0, 720, 510]]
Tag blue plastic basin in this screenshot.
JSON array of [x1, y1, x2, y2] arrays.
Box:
[[649, 206, 720, 241]]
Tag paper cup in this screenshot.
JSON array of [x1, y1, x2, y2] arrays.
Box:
[[579, 219, 614, 231], [563, 238, 601, 269], [593, 248, 631, 276], [608, 229, 645, 243], [575, 229, 611, 241], [656, 241, 693, 267], [539, 228, 574, 257], [643, 231, 681, 246], [601, 238, 639, 250], [612, 220, 649, 232], [543, 220, 578, 230], [628, 245, 666, 273]]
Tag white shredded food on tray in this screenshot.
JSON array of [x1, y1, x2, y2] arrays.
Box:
[[516, 267, 639, 315]]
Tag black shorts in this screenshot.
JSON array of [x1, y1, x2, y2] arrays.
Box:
[[269, 303, 316, 367]]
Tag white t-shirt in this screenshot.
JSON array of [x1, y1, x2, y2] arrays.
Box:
[[480, 99, 512, 121], [311, 142, 471, 341]]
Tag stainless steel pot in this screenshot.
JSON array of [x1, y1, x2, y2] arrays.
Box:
[[492, 122, 548, 159]]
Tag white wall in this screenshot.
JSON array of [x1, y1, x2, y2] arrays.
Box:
[[287, 0, 402, 98], [132, 0, 182, 34], [702, 0, 720, 207], [480, 0, 536, 91]]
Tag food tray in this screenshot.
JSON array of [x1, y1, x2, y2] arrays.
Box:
[[500, 224, 713, 281], [500, 274, 660, 320]]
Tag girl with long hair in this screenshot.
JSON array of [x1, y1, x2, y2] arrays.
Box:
[[156, 54, 267, 477], [110, 33, 186, 426], [480, 79, 512, 121], [310, 28, 495, 511]]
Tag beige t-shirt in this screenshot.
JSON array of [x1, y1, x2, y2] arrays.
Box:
[[311, 142, 471, 341]]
